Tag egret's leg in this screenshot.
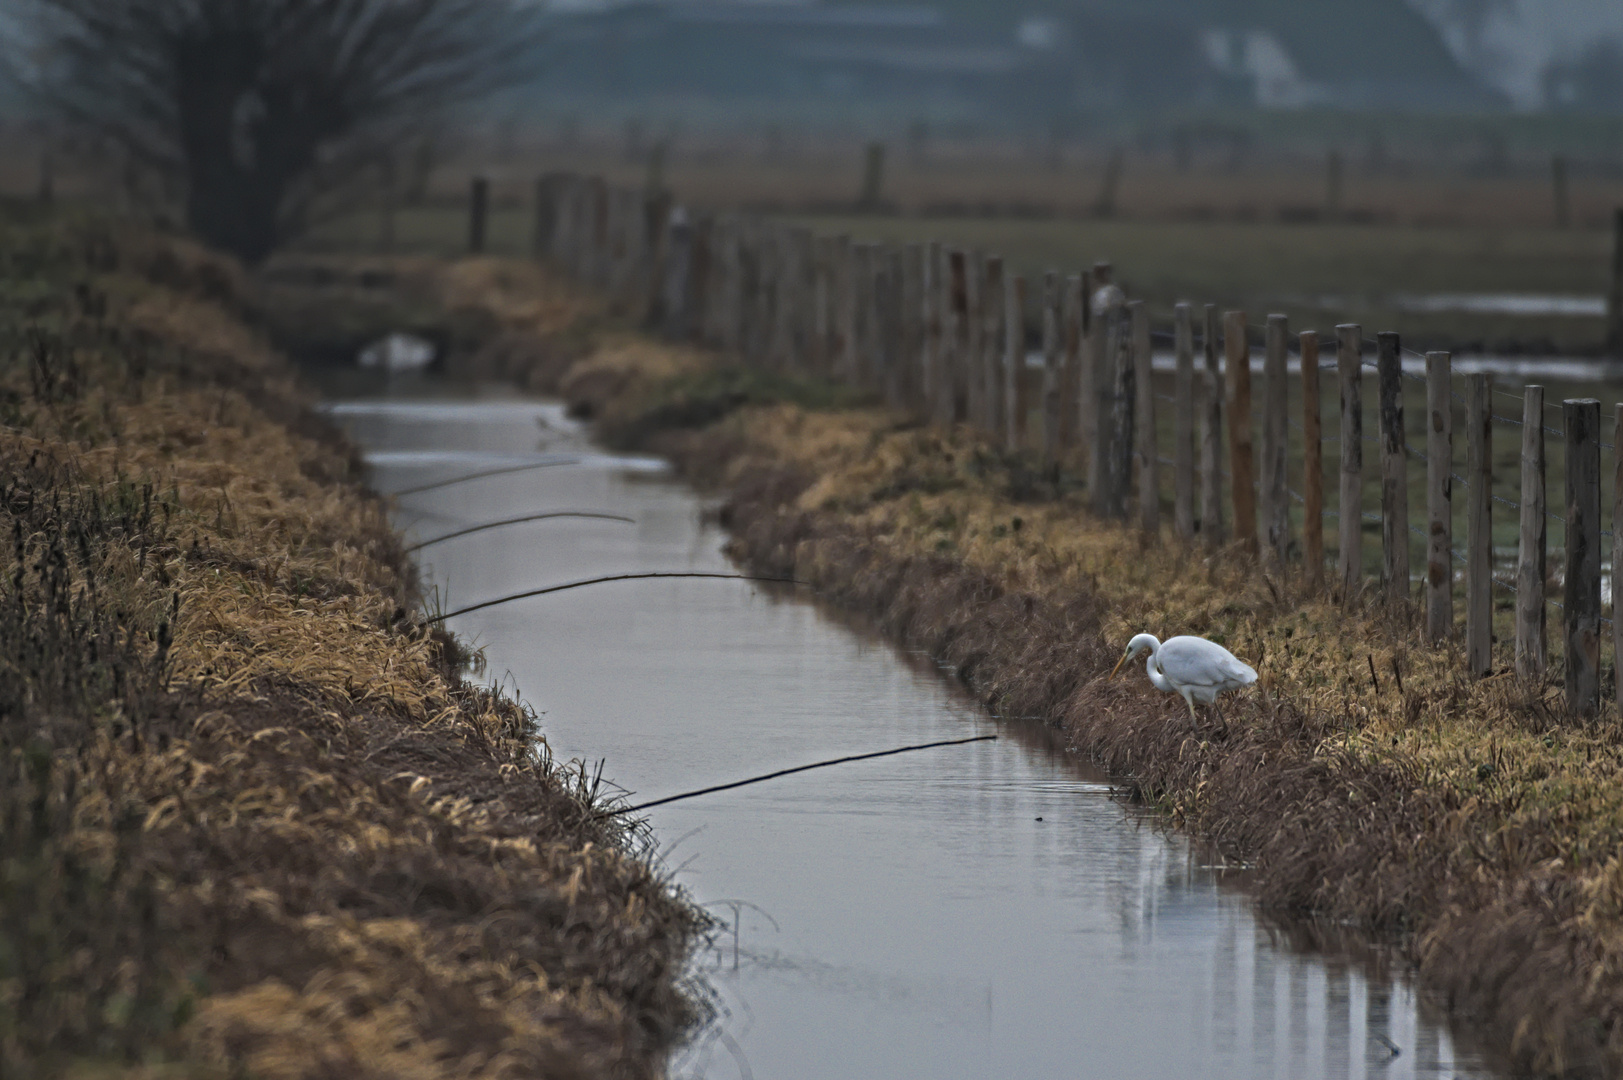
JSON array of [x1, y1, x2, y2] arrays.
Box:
[[1182, 690, 1198, 723]]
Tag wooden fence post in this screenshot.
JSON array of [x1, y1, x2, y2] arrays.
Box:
[[1173, 303, 1196, 540], [922, 241, 942, 416], [1613, 403, 1623, 715], [1132, 301, 1157, 531], [1377, 332, 1409, 607], [1005, 275, 1028, 453], [1041, 272, 1062, 468], [1091, 293, 1125, 504], [982, 256, 1006, 433], [1338, 324, 1364, 599], [1262, 314, 1290, 565], [1425, 352, 1453, 642], [1516, 386, 1547, 681], [1200, 304, 1226, 546], [900, 244, 923, 412], [833, 235, 855, 382], [469, 176, 489, 254], [853, 243, 877, 388], [1225, 311, 1256, 554], [964, 251, 985, 424], [1301, 331, 1324, 588], [661, 211, 692, 339], [1565, 398, 1602, 716], [1060, 275, 1085, 453], [1466, 373, 1493, 676], [942, 249, 970, 423]]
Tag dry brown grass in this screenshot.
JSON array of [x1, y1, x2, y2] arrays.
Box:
[[0, 211, 704, 1079], [406, 247, 1623, 1077]]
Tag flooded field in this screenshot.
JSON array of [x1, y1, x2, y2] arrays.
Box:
[[326, 385, 1503, 1080]]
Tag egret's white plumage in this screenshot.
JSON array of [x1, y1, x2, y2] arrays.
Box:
[[1110, 633, 1257, 719]]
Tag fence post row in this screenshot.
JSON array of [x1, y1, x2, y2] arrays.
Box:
[[530, 174, 1623, 710]]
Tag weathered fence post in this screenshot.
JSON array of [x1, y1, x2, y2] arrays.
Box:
[[1041, 272, 1063, 467], [1565, 398, 1602, 715], [943, 250, 971, 423], [833, 235, 855, 382], [1133, 301, 1157, 532], [1100, 305, 1133, 518], [1516, 386, 1547, 681], [922, 241, 942, 416], [661, 210, 692, 339], [1301, 331, 1324, 587], [1425, 352, 1453, 642], [1466, 373, 1493, 676], [1262, 314, 1290, 565], [1174, 303, 1196, 540], [1059, 275, 1085, 454], [900, 244, 923, 412], [1005, 275, 1028, 453], [1377, 332, 1409, 608], [853, 243, 878, 387], [1613, 403, 1623, 715], [1200, 304, 1226, 546], [1337, 325, 1364, 599], [469, 176, 489, 254], [982, 256, 1006, 433], [1225, 311, 1256, 555], [880, 245, 905, 406], [963, 251, 985, 423]]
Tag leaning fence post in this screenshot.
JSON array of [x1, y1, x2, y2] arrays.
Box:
[[1200, 305, 1226, 546], [1377, 332, 1409, 608], [1262, 314, 1290, 565], [1301, 331, 1324, 588], [1516, 386, 1547, 681], [1133, 301, 1157, 532], [1173, 303, 1196, 540], [1565, 398, 1602, 716], [1338, 324, 1365, 599], [1005, 275, 1028, 453], [469, 176, 489, 254], [1466, 373, 1493, 676], [1613, 403, 1623, 715], [1425, 351, 1453, 642], [1225, 311, 1256, 554]]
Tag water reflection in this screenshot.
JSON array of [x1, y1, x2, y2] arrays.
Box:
[[322, 385, 1501, 1080]]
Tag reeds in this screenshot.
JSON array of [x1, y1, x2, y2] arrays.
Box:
[[0, 210, 705, 1079]]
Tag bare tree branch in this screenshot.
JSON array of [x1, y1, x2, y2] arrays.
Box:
[[8, 0, 541, 263]]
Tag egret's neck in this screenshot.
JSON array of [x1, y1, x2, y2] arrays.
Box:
[[1144, 653, 1171, 692]]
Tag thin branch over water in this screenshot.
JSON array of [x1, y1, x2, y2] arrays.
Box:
[[405, 511, 634, 553], [390, 459, 581, 497], [426, 572, 808, 623], [601, 736, 1000, 817]]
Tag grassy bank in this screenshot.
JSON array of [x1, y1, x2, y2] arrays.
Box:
[[0, 212, 703, 1078], [355, 251, 1623, 1077]]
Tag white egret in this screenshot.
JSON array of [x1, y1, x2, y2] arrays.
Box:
[[1109, 634, 1257, 720]]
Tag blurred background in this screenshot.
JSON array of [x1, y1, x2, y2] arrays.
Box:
[[6, 0, 1623, 355]]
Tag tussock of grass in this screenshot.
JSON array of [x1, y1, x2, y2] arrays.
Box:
[[0, 213, 703, 1078], [413, 248, 1623, 1078]]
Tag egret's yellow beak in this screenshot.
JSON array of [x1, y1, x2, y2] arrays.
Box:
[[1109, 652, 1129, 679]]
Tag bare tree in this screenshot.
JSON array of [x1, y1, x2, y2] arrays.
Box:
[[12, 0, 536, 263]]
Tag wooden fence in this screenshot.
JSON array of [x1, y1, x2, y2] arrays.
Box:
[[519, 172, 1623, 717]]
